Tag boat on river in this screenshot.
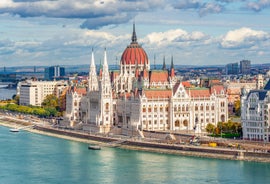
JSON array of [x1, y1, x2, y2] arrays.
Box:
[[88, 145, 101, 150], [10, 128, 20, 132]]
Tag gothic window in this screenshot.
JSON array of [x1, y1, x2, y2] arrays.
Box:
[[221, 102, 225, 107], [195, 105, 198, 111], [143, 107, 146, 113], [186, 105, 189, 111], [148, 107, 151, 112], [182, 105, 185, 112], [200, 105, 203, 111], [154, 106, 158, 112], [105, 103, 109, 110]]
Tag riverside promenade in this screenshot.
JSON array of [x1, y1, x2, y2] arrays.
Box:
[[1, 114, 270, 163]]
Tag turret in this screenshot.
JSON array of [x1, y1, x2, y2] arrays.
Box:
[[170, 55, 175, 78], [88, 48, 99, 92]]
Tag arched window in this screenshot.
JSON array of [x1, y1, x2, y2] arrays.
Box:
[[105, 103, 109, 110], [200, 105, 204, 111]]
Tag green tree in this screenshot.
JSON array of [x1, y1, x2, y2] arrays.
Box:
[[12, 95, 20, 105], [206, 123, 216, 134], [234, 100, 241, 116], [42, 94, 59, 110]]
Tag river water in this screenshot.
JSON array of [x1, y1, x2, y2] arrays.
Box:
[[0, 87, 16, 100], [0, 125, 269, 184]]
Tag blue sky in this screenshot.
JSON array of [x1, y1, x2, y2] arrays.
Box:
[[0, 0, 270, 67]]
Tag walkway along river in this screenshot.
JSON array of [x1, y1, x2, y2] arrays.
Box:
[[1, 115, 270, 163]]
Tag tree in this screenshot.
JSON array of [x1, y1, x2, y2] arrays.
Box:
[[42, 94, 59, 110], [234, 100, 241, 116], [206, 123, 216, 134], [12, 95, 20, 105]]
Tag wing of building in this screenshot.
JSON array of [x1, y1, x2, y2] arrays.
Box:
[[64, 24, 228, 135], [241, 79, 270, 142]]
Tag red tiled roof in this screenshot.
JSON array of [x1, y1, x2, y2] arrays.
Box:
[[182, 81, 191, 88], [210, 79, 221, 85], [188, 88, 210, 97], [74, 87, 87, 95], [144, 90, 172, 99], [149, 70, 168, 83], [210, 85, 225, 94]]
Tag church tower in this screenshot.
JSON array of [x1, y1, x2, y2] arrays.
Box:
[[98, 49, 113, 131], [88, 49, 99, 92]]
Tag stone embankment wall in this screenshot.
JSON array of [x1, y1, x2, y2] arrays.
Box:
[[35, 126, 119, 143], [34, 125, 270, 162]]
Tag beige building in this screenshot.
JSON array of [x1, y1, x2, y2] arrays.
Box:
[[19, 80, 68, 106]]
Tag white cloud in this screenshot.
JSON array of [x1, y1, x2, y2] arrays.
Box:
[[220, 27, 270, 49], [0, 0, 166, 29], [246, 0, 270, 12], [143, 29, 210, 47], [199, 2, 223, 16]]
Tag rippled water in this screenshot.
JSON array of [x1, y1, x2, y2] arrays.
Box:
[[0, 125, 269, 184]]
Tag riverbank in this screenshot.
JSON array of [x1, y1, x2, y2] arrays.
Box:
[[1, 116, 270, 163]]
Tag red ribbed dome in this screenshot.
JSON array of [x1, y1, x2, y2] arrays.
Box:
[[120, 24, 148, 65], [121, 43, 148, 65]]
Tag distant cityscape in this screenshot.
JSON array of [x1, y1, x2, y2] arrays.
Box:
[[1, 61, 270, 83]]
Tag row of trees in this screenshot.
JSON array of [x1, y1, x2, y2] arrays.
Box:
[[206, 121, 242, 138], [0, 94, 62, 117]]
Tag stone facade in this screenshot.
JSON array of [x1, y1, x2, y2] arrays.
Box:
[[65, 24, 228, 134], [241, 80, 270, 142]]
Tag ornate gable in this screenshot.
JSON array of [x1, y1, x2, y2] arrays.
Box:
[[173, 82, 188, 99]]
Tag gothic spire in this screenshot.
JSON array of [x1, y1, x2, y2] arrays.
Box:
[[90, 48, 95, 67], [131, 22, 137, 44], [171, 55, 174, 69], [162, 56, 166, 70], [103, 47, 108, 69], [88, 48, 98, 91]]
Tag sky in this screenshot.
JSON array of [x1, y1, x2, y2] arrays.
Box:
[[0, 0, 270, 67]]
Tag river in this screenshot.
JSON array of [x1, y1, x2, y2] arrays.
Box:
[[0, 126, 269, 184], [0, 87, 16, 100]]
